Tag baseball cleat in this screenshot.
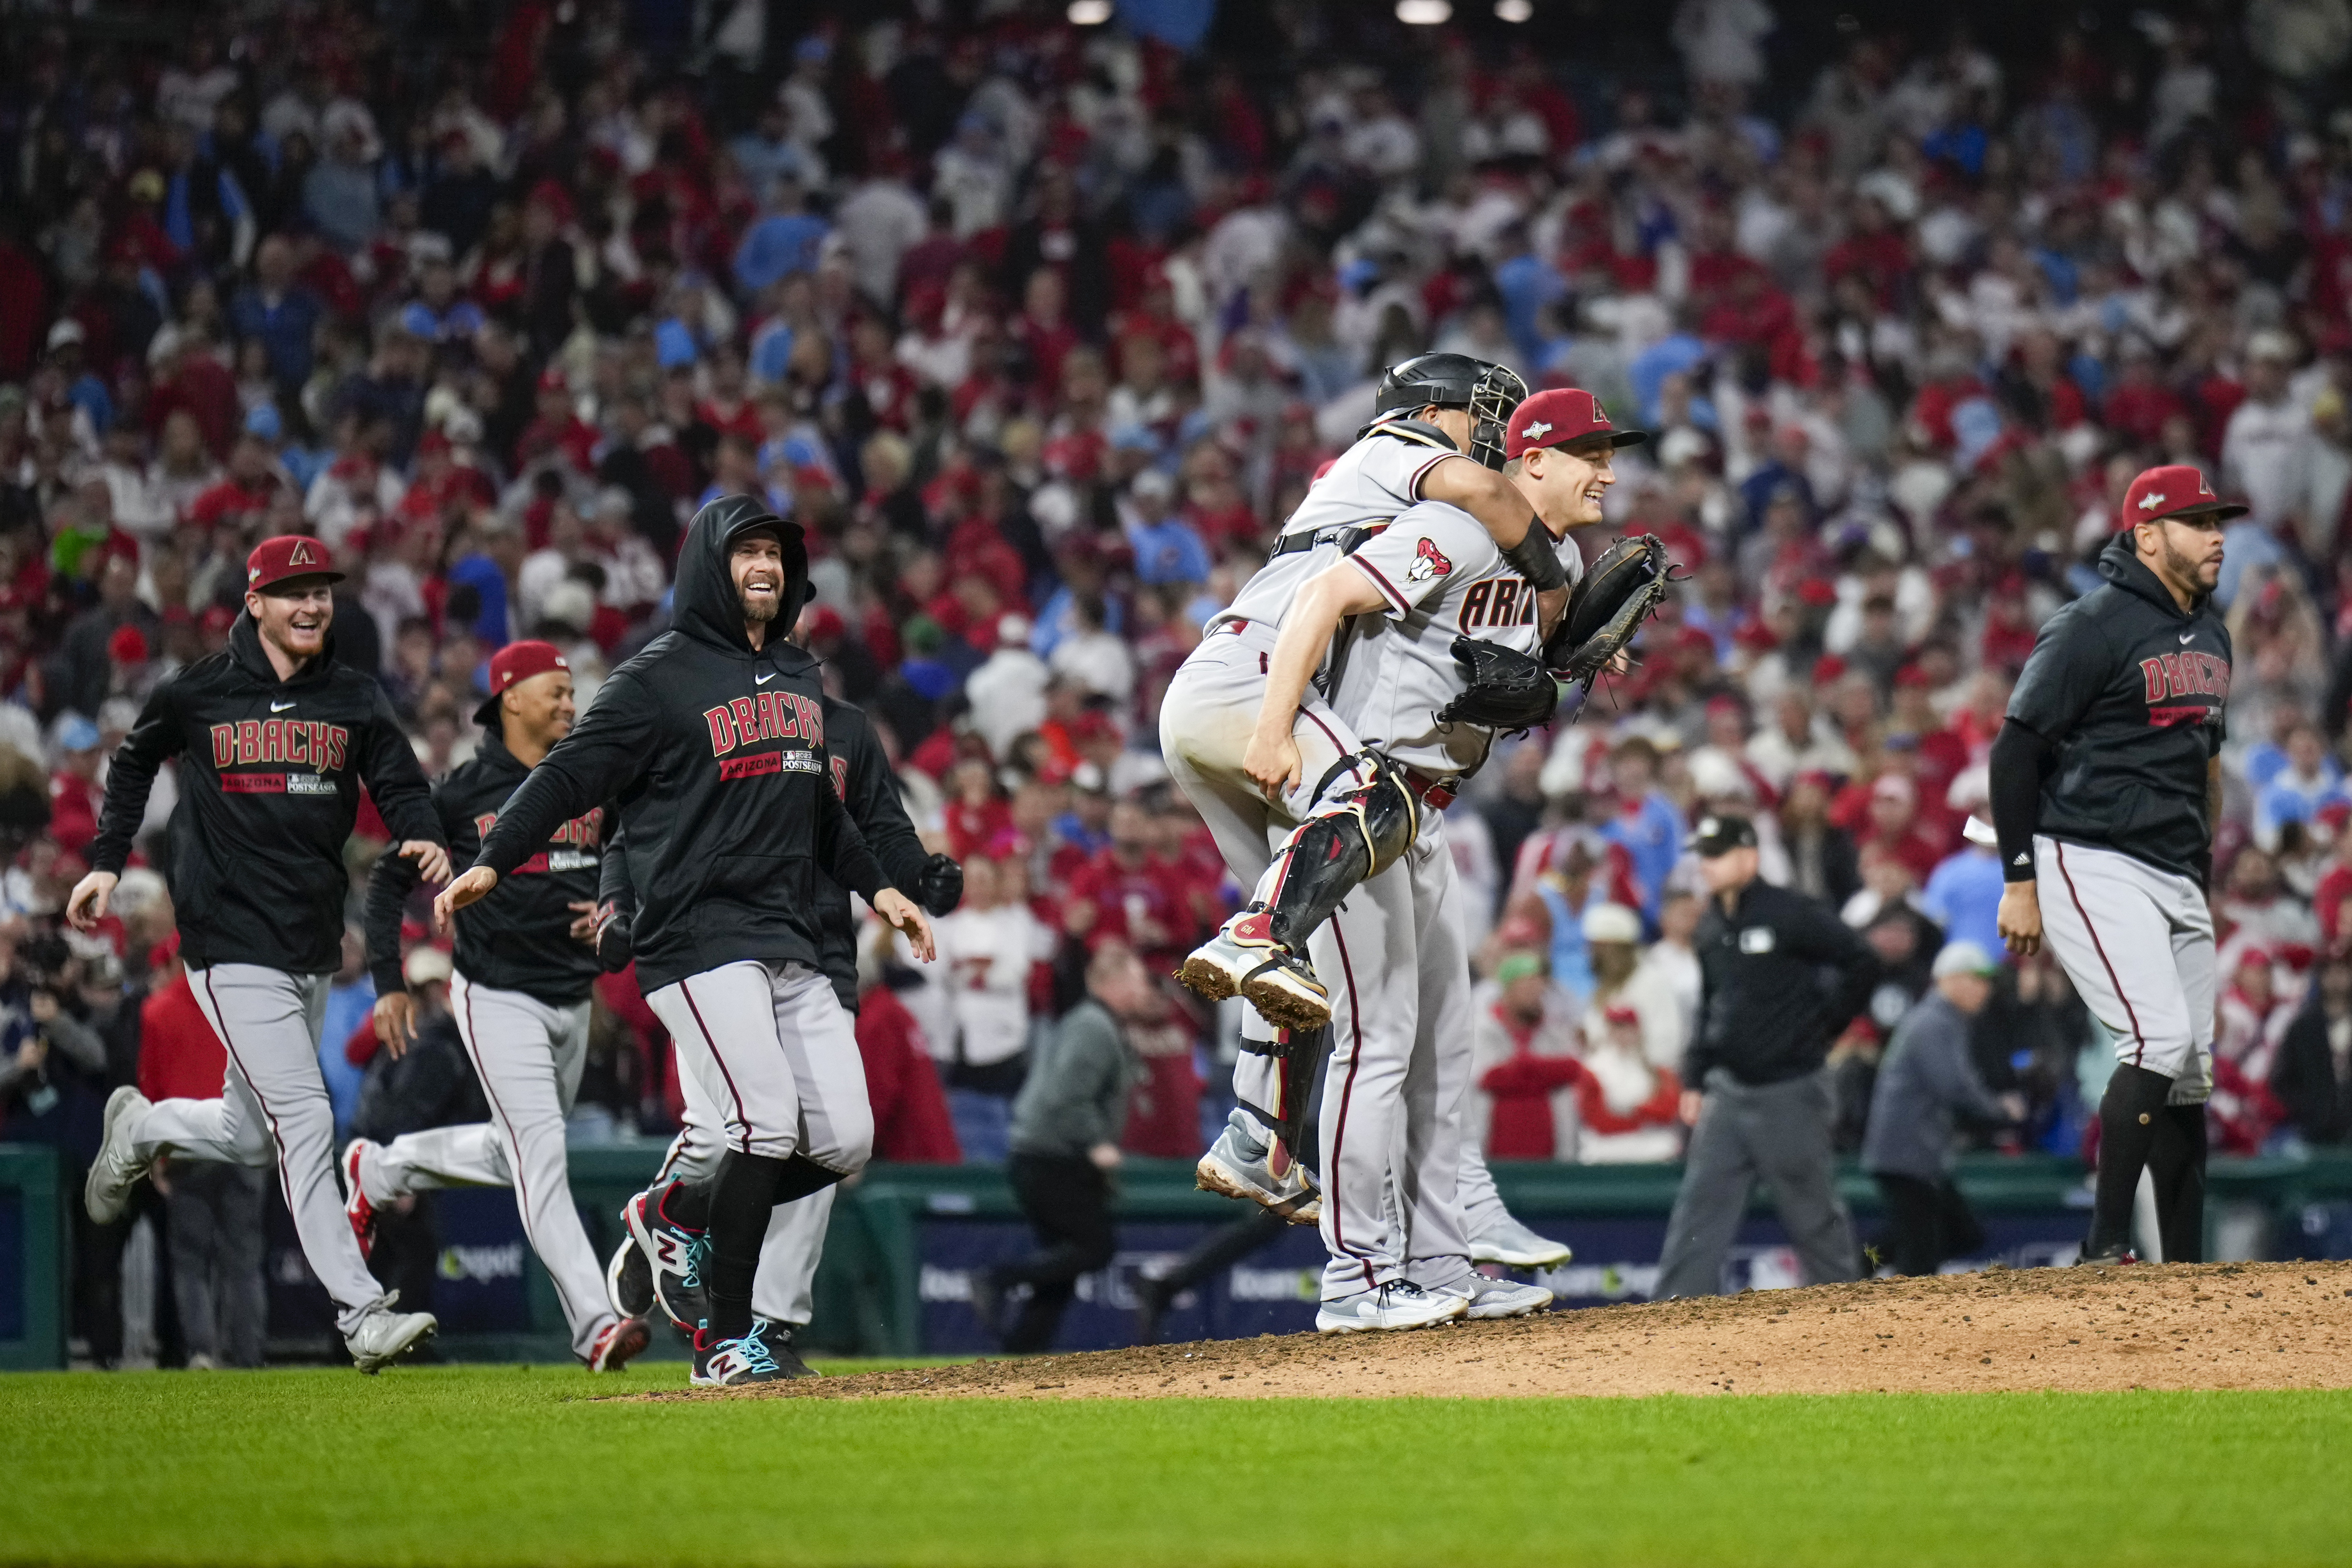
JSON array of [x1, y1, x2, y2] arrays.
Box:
[[623, 1180, 710, 1331], [693, 1320, 790, 1387], [586, 1315, 652, 1373], [1314, 1280, 1469, 1334], [346, 1292, 437, 1373], [605, 1232, 655, 1321], [1238, 949, 1331, 1033], [1468, 1213, 1571, 1270], [341, 1139, 381, 1259], [756, 1321, 820, 1380], [1175, 922, 1266, 1002], [2076, 1243, 2139, 1267], [1180, 914, 1334, 1032], [1195, 1118, 1321, 1224], [1437, 1274, 1555, 1320], [84, 1086, 153, 1224]]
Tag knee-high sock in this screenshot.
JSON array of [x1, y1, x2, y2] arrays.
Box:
[[2090, 1065, 2174, 1254], [2147, 1103, 2209, 1264], [706, 1151, 788, 1341]]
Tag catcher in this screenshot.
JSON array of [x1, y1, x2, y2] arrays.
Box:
[[1179, 387, 1671, 1038]]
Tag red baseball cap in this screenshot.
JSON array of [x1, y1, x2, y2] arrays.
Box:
[[1504, 388, 1651, 461], [2119, 464, 2246, 531], [475, 639, 571, 726], [245, 535, 342, 593]]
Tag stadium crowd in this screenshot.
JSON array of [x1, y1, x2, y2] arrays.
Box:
[[6, 0, 2352, 1362]]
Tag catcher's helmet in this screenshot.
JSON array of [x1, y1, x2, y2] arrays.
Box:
[[1370, 353, 1528, 471]]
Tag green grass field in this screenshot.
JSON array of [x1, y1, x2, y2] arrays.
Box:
[[4, 1365, 2346, 1566]]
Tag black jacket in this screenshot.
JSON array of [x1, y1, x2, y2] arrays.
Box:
[[352, 1009, 488, 1143], [90, 613, 441, 974], [473, 496, 888, 993], [364, 727, 607, 1007], [2270, 1001, 2352, 1146], [1688, 879, 1878, 1088], [599, 698, 933, 1011], [2004, 532, 2230, 879]]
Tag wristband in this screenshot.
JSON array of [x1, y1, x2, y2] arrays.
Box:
[[1501, 523, 1568, 592]]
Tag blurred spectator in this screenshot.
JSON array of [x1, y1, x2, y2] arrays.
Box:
[[2272, 954, 2352, 1145]]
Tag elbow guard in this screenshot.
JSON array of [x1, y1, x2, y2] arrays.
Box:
[[1500, 524, 1569, 592]]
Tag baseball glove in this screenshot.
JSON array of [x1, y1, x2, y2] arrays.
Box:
[[1545, 533, 1679, 689], [1435, 637, 1560, 732]]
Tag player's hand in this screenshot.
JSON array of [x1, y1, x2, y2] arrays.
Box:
[[1243, 729, 1302, 803], [1997, 882, 2042, 957], [1088, 1141, 1123, 1171], [398, 839, 453, 886], [874, 888, 936, 962], [1537, 584, 1569, 638], [373, 992, 417, 1060], [434, 866, 499, 933], [65, 869, 118, 931], [566, 900, 600, 942], [1679, 1089, 1704, 1126]]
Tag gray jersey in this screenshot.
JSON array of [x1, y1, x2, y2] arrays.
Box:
[[1214, 427, 1464, 631], [1327, 499, 1583, 780]]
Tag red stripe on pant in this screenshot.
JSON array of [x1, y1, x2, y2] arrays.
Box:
[[1324, 920, 1379, 1291], [681, 976, 752, 1154], [2054, 842, 2147, 1067]]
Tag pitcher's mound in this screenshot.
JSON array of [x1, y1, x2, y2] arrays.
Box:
[[763, 1259, 2352, 1400]]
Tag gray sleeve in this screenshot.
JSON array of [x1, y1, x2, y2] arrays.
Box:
[[41, 1010, 109, 1075], [1922, 1013, 2007, 1123]]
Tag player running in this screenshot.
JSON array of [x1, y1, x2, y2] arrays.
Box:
[[349, 639, 649, 1373], [598, 685, 963, 1378], [1236, 390, 1660, 1330], [1994, 463, 2237, 1266], [72, 535, 451, 1372], [434, 496, 937, 1386]]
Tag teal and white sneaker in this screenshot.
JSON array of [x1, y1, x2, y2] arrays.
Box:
[[622, 1180, 709, 1331], [693, 1319, 789, 1387]]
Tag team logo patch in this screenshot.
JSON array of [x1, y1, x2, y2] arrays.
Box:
[[1521, 420, 1552, 440], [2138, 491, 2166, 511], [1406, 537, 1453, 585]]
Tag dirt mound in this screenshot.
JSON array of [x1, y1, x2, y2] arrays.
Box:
[[756, 1259, 2352, 1400]]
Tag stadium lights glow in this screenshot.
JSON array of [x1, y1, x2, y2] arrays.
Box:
[[1068, 0, 1112, 23], [1396, 0, 1452, 22], [1495, 0, 1532, 19]]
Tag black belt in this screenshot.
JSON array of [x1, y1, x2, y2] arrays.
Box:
[[1270, 521, 1387, 557]]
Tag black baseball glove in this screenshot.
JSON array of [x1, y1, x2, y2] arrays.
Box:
[[1544, 533, 1679, 689], [590, 899, 633, 972], [1435, 637, 1560, 732], [917, 852, 964, 916]]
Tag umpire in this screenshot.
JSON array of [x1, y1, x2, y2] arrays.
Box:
[[1655, 814, 1877, 1299]]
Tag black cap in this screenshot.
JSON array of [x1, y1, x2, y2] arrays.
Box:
[[1687, 813, 1759, 857]]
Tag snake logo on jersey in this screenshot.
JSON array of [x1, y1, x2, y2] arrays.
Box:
[[1405, 537, 1454, 585]]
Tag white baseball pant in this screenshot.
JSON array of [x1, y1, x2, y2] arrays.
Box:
[[1312, 813, 1476, 1301], [2034, 836, 2215, 1103], [647, 960, 873, 1171], [353, 974, 616, 1358], [658, 1086, 835, 1328], [132, 964, 385, 1334], [1159, 621, 1373, 1140]]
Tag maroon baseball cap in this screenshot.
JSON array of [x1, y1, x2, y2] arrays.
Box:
[[1504, 388, 1651, 461], [2119, 464, 2246, 531], [245, 535, 342, 593], [474, 639, 571, 726]]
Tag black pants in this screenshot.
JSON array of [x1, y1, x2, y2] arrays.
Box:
[[165, 1160, 269, 1368], [1872, 1172, 1985, 1277], [997, 1154, 1116, 1354]]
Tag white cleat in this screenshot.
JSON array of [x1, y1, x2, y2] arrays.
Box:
[[1469, 1213, 1571, 1270], [84, 1086, 152, 1224], [1194, 1118, 1320, 1224], [1315, 1281, 1469, 1334], [1438, 1274, 1555, 1320], [345, 1292, 437, 1373], [1177, 918, 1331, 1032]]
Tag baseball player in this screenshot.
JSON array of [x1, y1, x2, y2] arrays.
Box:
[[1994, 463, 2237, 1266], [1241, 390, 1648, 1329], [346, 639, 649, 1373], [1161, 354, 1566, 1220], [434, 496, 936, 1386], [598, 688, 962, 1378], [71, 535, 450, 1371]]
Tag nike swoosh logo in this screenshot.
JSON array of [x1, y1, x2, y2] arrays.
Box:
[[270, 700, 296, 712], [755, 670, 776, 685], [2178, 633, 2194, 645]]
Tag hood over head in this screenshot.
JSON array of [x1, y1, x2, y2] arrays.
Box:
[[674, 494, 811, 658]]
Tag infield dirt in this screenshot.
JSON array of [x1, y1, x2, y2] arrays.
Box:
[[725, 1258, 2352, 1401]]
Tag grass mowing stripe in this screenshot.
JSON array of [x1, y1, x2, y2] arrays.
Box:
[[2, 1371, 2345, 1567]]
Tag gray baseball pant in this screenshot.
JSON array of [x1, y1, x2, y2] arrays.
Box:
[[133, 964, 386, 1334], [2034, 836, 2215, 1103], [1653, 1067, 1860, 1300], [355, 974, 616, 1358]]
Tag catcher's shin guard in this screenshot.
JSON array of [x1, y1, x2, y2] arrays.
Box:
[[1233, 1024, 1330, 1171], [1260, 754, 1419, 954]]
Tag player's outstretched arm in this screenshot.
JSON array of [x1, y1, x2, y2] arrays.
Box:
[[1245, 562, 1388, 800]]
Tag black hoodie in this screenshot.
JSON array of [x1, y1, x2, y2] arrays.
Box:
[[2004, 532, 2232, 879], [362, 726, 609, 1006], [472, 496, 889, 993], [90, 610, 441, 974]]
